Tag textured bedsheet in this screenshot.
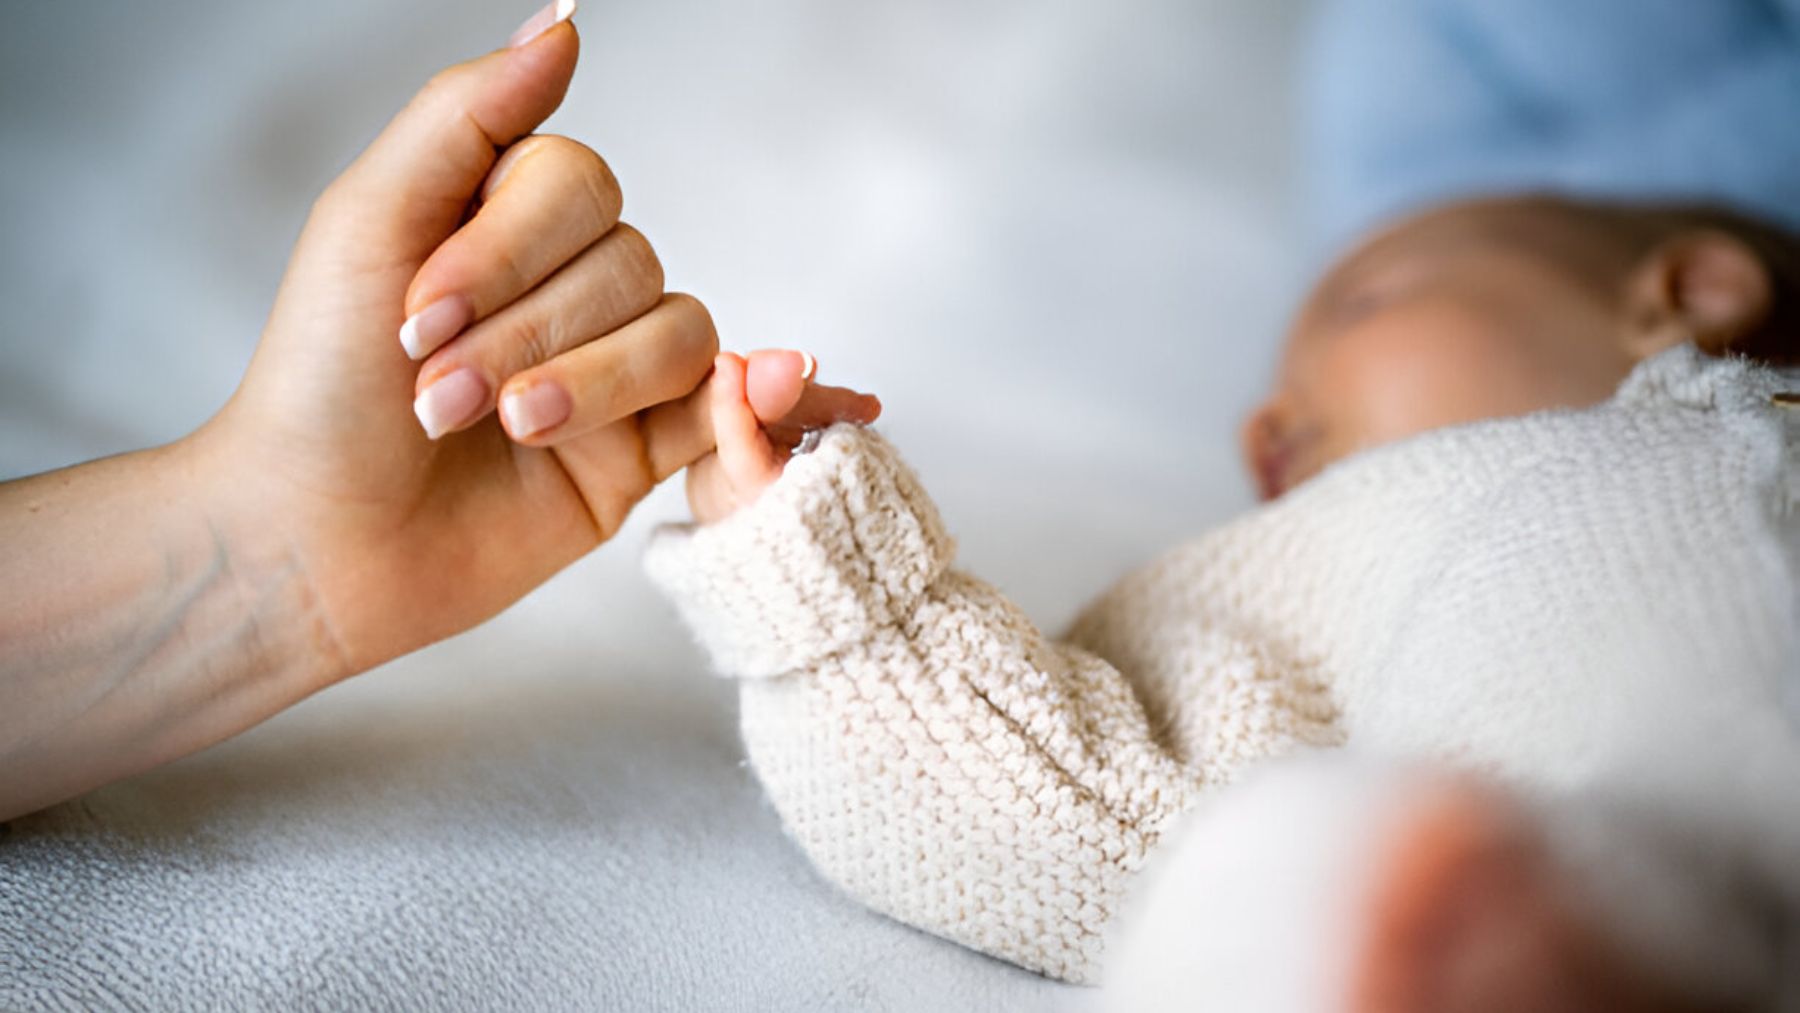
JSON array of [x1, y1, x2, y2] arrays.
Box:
[[0, 1, 1308, 1007]]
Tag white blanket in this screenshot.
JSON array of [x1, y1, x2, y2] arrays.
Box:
[[0, 0, 1309, 1007]]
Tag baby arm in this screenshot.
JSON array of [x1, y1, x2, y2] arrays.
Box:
[[647, 358, 1334, 982]]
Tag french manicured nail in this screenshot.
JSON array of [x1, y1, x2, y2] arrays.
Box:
[[799, 351, 817, 381], [414, 368, 490, 440], [508, 0, 576, 48], [500, 382, 573, 439], [398, 295, 472, 361]]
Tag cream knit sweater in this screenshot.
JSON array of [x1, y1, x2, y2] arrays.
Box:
[[644, 345, 1800, 987]]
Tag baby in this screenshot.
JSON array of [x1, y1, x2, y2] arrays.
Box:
[[647, 195, 1800, 1009]]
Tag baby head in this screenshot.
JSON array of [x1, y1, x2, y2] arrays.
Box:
[[1242, 195, 1800, 500]]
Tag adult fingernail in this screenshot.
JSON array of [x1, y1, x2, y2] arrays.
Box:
[[508, 0, 576, 48], [799, 351, 817, 381], [399, 295, 472, 361], [500, 382, 573, 439], [414, 368, 490, 439]]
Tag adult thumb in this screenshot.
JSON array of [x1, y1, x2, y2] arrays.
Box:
[[316, 4, 580, 263]]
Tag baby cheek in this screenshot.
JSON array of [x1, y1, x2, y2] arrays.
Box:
[[1323, 303, 1557, 451]]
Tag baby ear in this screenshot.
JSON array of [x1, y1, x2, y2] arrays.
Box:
[[1622, 231, 1772, 359]]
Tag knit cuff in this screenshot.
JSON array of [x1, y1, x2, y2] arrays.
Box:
[[643, 423, 956, 678]]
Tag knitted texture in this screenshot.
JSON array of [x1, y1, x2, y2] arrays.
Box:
[[644, 427, 1340, 983], [646, 345, 1800, 987]]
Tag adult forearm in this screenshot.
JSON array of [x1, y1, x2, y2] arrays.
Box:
[[0, 439, 347, 820]]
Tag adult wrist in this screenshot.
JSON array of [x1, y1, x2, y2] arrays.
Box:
[[0, 428, 354, 818], [174, 423, 355, 693]]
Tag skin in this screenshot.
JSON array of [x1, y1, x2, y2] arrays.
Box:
[[0, 14, 877, 821], [1239, 197, 1786, 501], [685, 351, 876, 524]]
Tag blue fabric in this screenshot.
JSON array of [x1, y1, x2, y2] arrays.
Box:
[[1304, 0, 1800, 258]]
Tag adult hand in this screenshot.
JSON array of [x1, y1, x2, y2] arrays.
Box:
[[0, 4, 878, 819], [203, 10, 716, 673]]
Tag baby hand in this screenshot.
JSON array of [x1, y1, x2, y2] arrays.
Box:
[[686, 350, 880, 524]]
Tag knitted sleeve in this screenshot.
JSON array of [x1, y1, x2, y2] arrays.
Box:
[[642, 424, 1325, 983]]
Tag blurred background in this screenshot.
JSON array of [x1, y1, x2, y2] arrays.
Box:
[[0, 2, 1312, 1007]]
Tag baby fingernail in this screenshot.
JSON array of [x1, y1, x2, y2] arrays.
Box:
[[399, 295, 472, 361], [500, 382, 572, 439], [508, 0, 576, 48], [414, 368, 489, 440]]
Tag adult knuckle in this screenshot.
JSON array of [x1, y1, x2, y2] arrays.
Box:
[[417, 67, 465, 113], [662, 291, 708, 326], [495, 311, 553, 369], [497, 132, 553, 166], [609, 223, 664, 294], [491, 237, 534, 295], [308, 178, 349, 223], [576, 150, 624, 228], [529, 135, 620, 225], [662, 293, 719, 356], [516, 133, 579, 174]]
